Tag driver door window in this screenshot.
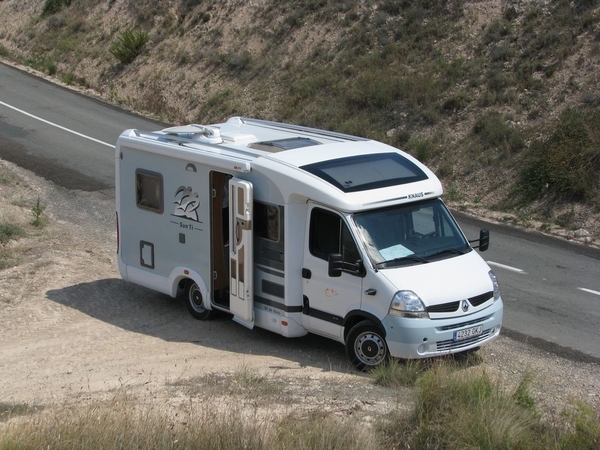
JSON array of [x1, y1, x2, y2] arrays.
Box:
[[309, 208, 359, 267]]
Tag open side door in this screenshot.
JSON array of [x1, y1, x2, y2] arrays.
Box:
[[229, 178, 254, 329]]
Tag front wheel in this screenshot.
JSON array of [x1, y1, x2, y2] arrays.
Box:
[[185, 280, 215, 320], [345, 320, 389, 371]]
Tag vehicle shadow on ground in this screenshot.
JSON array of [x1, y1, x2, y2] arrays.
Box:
[[46, 278, 356, 374]]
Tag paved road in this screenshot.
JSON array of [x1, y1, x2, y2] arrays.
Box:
[[0, 62, 163, 192], [1, 61, 599, 361], [457, 213, 600, 362]]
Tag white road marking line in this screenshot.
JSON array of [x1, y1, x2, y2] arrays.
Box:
[[487, 261, 527, 274], [0, 100, 115, 148], [578, 287, 600, 297]]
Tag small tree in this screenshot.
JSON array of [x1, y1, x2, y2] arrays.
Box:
[[31, 196, 46, 227]]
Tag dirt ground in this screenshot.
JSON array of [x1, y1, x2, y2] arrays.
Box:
[[1, 158, 599, 424]]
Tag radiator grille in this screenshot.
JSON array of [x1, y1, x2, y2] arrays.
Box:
[[470, 291, 493, 307], [427, 301, 459, 313], [427, 291, 493, 314]]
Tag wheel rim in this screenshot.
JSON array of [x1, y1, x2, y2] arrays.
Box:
[[354, 331, 386, 366], [188, 283, 206, 313]]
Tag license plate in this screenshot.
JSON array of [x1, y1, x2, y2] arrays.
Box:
[[454, 325, 483, 341]]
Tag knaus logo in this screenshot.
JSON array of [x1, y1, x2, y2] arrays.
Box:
[[173, 186, 200, 221]]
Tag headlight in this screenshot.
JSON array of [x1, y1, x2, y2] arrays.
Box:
[[489, 270, 500, 302], [389, 290, 429, 318]]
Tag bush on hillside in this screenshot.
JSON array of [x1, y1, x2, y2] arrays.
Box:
[[473, 112, 525, 154], [109, 28, 149, 65], [41, 0, 72, 17], [518, 109, 600, 203]]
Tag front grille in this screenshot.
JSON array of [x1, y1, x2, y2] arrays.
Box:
[[427, 291, 493, 314], [437, 314, 491, 331], [427, 301, 459, 313], [469, 291, 493, 307], [436, 329, 492, 351]]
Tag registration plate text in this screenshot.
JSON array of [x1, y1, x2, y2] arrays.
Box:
[[453, 325, 483, 341]]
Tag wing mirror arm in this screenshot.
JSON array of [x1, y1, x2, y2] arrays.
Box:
[[328, 254, 366, 277]]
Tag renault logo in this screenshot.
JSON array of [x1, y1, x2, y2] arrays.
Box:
[[461, 300, 469, 312]]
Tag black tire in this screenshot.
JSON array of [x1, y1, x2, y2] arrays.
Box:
[[185, 280, 215, 320], [345, 320, 389, 371]]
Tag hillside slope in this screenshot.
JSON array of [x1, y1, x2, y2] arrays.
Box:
[[0, 0, 599, 244]]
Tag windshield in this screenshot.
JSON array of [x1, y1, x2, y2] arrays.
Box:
[[352, 199, 470, 268]]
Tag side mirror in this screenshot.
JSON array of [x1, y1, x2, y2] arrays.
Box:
[[469, 228, 489, 251], [478, 228, 489, 251], [328, 253, 343, 277]]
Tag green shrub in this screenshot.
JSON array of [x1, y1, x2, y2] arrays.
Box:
[[473, 112, 525, 153], [517, 109, 600, 202], [0, 44, 10, 58], [442, 92, 469, 113], [379, 365, 542, 449], [41, 0, 71, 17], [109, 28, 149, 65], [61, 72, 76, 85], [46, 60, 58, 76], [371, 359, 426, 388], [25, 54, 58, 76], [558, 402, 600, 449], [0, 222, 24, 244]]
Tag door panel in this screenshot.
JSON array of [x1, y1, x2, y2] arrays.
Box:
[[302, 204, 363, 339], [229, 178, 254, 328]]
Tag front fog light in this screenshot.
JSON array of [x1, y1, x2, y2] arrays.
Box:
[[390, 290, 429, 318]]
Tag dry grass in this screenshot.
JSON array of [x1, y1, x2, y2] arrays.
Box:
[[1, 363, 598, 449]]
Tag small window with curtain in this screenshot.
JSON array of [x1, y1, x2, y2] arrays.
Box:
[[254, 202, 280, 242], [136, 169, 163, 213]]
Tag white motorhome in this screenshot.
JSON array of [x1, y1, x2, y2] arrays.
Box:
[[115, 117, 503, 370]]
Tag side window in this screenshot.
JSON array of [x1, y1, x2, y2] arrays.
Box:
[[310, 208, 359, 264], [136, 169, 163, 213], [254, 202, 280, 242]]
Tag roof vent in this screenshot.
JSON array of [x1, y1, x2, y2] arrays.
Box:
[[162, 124, 223, 144]]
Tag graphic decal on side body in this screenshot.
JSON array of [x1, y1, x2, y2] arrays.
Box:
[[173, 186, 200, 221]]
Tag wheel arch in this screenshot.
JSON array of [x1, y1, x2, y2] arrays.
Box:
[[168, 267, 209, 305], [343, 310, 386, 341]]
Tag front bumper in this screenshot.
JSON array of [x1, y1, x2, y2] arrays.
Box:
[[382, 298, 503, 359]]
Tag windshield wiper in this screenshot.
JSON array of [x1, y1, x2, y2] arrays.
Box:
[[377, 254, 428, 268], [425, 248, 466, 260]]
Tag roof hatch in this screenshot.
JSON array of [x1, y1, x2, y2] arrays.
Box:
[[248, 137, 322, 152]]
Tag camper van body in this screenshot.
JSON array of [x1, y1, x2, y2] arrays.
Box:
[[115, 117, 503, 370]]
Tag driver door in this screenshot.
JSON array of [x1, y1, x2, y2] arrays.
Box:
[[301, 204, 363, 339]]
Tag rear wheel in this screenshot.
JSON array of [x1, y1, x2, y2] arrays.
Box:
[[346, 320, 389, 371], [185, 280, 215, 320]]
